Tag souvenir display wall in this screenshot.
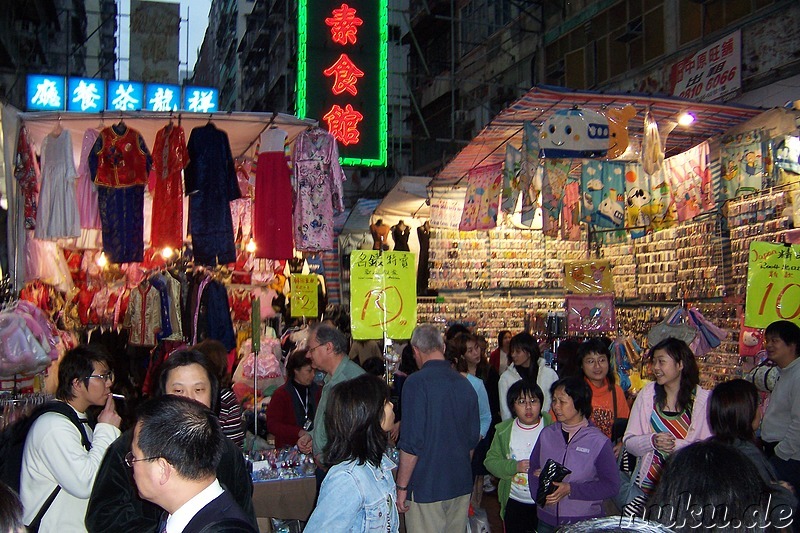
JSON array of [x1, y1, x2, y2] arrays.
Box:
[[727, 187, 794, 295], [428, 228, 586, 290]]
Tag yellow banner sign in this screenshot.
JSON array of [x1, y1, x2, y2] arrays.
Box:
[[350, 251, 417, 340], [564, 260, 614, 294], [291, 274, 319, 318], [745, 242, 800, 327]]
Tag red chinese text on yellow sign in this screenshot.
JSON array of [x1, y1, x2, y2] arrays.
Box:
[[350, 251, 417, 340]]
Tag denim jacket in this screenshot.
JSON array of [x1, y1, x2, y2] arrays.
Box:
[[305, 455, 399, 532]]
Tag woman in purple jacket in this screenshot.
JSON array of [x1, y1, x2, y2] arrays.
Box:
[[528, 377, 620, 532]]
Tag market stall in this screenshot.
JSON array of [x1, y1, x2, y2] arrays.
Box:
[[0, 105, 354, 527], [414, 84, 800, 391]]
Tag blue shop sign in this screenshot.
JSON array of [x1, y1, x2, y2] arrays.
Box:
[[145, 84, 181, 111], [68, 77, 105, 112], [27, 75, 66, 111], [183, 86, 218, 113], [107, 81, 144, 111]]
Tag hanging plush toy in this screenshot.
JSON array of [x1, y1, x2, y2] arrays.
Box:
[[603, 105, 637, 159], [539, 108, 609, 159]]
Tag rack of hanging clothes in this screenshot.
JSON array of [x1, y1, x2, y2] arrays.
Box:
[[0, 393, 53, 430]]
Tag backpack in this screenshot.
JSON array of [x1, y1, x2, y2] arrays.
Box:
[[0, 400, 91, 530]]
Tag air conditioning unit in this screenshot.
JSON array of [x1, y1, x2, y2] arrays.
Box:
[[615, 17, 643, 43], [546, 59, 565, 78], [454, 109, 469, 122]]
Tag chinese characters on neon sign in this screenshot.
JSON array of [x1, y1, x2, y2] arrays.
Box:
[[298, 0, 387, 166], [322, 5, 364, 145]]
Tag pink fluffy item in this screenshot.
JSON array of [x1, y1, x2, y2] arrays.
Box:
[[0, 313, 51, 378]]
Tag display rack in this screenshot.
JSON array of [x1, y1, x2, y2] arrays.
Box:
[[727, 188, 793, 296]]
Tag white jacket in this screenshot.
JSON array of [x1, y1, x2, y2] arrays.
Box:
[[498, 359, 559, 420], [20, 407, 121, 532]]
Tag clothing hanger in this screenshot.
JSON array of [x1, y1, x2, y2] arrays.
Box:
[[51, 115, 63, 136]]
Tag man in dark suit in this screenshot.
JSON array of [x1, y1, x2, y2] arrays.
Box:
[[129, 395, 256, 533]]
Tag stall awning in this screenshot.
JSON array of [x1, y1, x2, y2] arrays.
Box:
[[374, 176, 431, 220], [434, 85, 765, 186], [17, 110, 317, 159]]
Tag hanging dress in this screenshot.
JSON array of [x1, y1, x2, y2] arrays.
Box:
[[35, 130, 80, 240], [291, 128, 346, 252], [76, 128, 101, 230], [14, 125, 40, 230], [150, 123, 188, 250], [184, 123, 241, 266], [253, 128, 294, 259], [89, 123, 153, 263]]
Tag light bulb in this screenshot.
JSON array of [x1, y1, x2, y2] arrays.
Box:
[[677, 112, 695, 126], [246, 239, 257, 253], [96, 253, 108, 268], [160, 247, 174, 259]]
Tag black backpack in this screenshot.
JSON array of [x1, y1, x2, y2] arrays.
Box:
[[0, 400, 91, 530]]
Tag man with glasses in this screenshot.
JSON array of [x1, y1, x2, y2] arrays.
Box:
[[85, 349, 254, 531], [297, 323, 364, 488], [128, 395, 256, 532], [20, 344, 122, 532]]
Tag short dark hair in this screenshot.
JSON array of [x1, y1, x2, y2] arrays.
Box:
[[156, 349, 220, 413], [361, 356, 385, 377], [646, 440, 773, 532], [551, 376, 593, 419], [445, 323, 470, 341], [710, 379, 759, 444], [509, 332, 541, 382], [285, 348, 312, 381], [764, 320, 800, 357], [311, 323, 349, 355], [648, 338, 700, 414], [323, 374, 390, 468], [136, 395, 223, 480], [555, 339, 581, 379], [576, 338, 615, 387], [497, 330, 511, 348], [506, 379, 544, 416], [57, 344, 112, 401], [0, 481, 24, 532], [192, 339, 230, 387], [399, 343, 418, 374]]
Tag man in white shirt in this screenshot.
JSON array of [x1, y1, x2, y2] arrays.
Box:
[[21, 344, 122, 532], [129, 394, 256, 533]]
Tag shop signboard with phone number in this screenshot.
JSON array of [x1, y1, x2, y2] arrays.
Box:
[[350, 251, 416, 340], [745, 242, 800, 328]]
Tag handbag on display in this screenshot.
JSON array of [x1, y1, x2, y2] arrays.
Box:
[[646, 306, 697, 347], [535, 459, 572, 506]]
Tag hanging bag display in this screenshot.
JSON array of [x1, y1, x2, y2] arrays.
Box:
[[646, 306, 696, 347]]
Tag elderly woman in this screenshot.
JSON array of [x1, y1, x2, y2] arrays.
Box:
[[266, 348, 320, 448], [528, 377, 619, 532]]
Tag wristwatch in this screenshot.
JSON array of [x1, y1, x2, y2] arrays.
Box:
[[396, 485, 408, 491]]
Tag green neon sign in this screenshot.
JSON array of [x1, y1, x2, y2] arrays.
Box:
[[297, 0, 388, 167]]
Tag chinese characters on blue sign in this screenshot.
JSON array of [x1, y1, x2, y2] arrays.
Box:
[[26, 75, 219, 114]]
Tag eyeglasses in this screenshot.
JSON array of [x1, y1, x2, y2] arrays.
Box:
[[86, 371, 114, 383], [306, 343, 325, 354], [124, 451, 159, 468], [515, 398, 541, 406]]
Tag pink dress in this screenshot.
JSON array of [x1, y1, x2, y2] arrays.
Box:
[[291, 128, 346, 252], [253, 128, 293, 259], [76, 129, 101, 229]]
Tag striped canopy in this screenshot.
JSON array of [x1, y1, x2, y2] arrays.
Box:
[[434, 85, 765, 186]]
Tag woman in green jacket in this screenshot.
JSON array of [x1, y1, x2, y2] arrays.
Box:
[[485, 379, 552, 533]]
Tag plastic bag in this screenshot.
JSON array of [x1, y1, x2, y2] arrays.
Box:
[[536, 458, 572, 506]]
